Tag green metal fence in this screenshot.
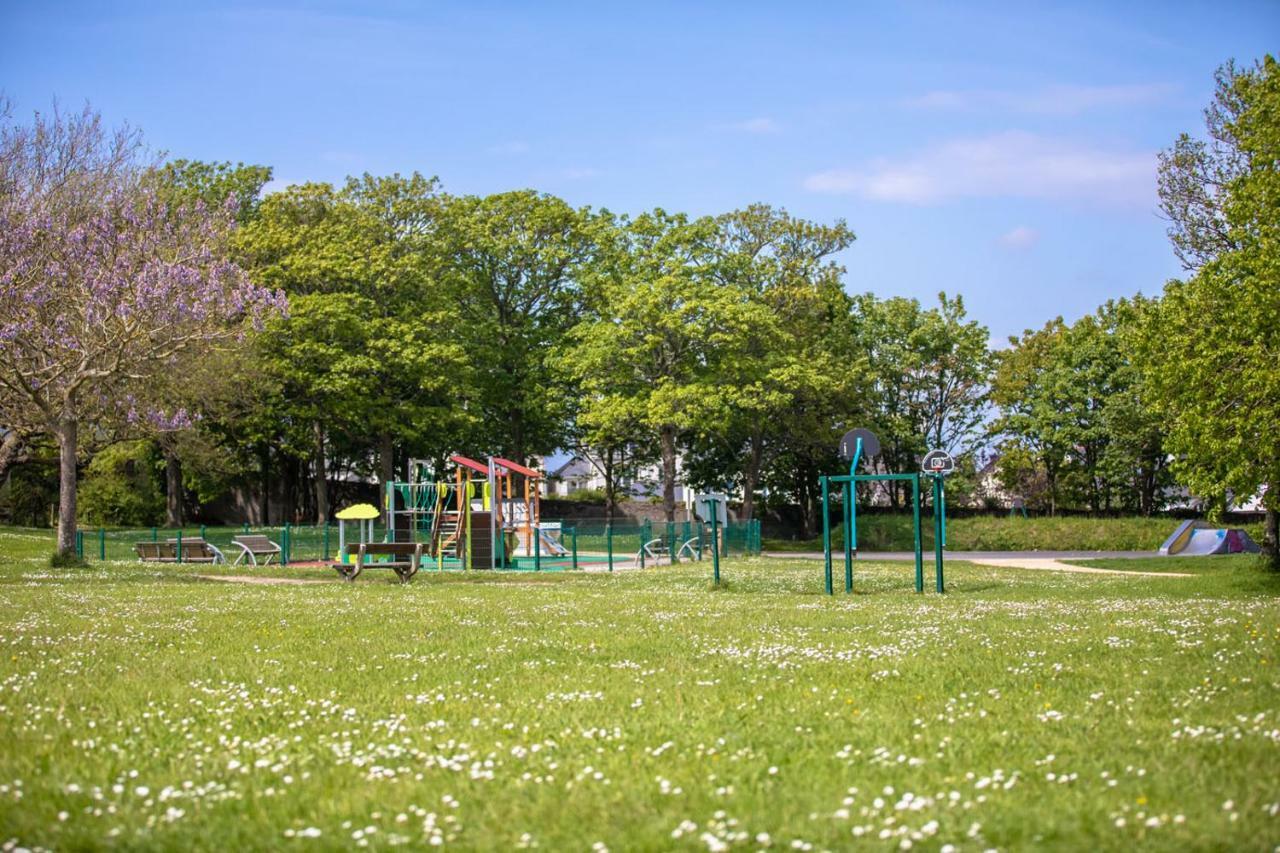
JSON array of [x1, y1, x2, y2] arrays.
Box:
[[73, 518, 762, 569]]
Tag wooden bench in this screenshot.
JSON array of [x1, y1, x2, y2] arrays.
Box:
[[231, 534, 281, 566], [135, 538, 226, 564], [333, 542, 424, 583]]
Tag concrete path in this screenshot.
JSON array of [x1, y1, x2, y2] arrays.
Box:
[[763, 549, 1159, 561]]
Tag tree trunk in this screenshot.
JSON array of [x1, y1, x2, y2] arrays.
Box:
[[258, 445, 270, 525], [313, 421, 328, 524], [164, 447, 183, 527], [741, 429, 763, 521], [660, 424, 677, 523], [0, 430, 23, 483], [1263, 485, 1278, 566], [55, 418, 78, 556], [378, 432, 394, 520], [603, 447, 616, 522]]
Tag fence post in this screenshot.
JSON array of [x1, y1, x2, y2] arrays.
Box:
[[711, 510, 720, 585], [639, 522, 646, 569], [200, 524, 207, 541], [534, 523, 541, 572], [176, 529, 183, 564], [667, 521, 676, 564], [75, 529, 84, 559], [243, 521, 250, 534], [606, 524, 613, 573], [323, 524, 330, 561], [151, 526, 158, 542], [571, 527, 578, 571], [281, 525, 289, 566], [98, 527, 105, 561]]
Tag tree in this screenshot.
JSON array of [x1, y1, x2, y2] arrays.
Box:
[[238, 174, 465, 521], [0, 104, 285, 556], [1148, 56, 1279, 562], [851, 293, 992, 507], [146, 159, 274, 525], [706, 204, 856, 520], [435, 190, 599, 468], [560, 211, 771, 521]]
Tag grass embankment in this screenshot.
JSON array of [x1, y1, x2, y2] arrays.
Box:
[[1, 525, 1278, 850], [766, 514, 1266, 552]]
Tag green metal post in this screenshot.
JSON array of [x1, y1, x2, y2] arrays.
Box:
[[99, 527, 105, 561], [534, 524, 541, 571], [280, 525, 288, 566], [200, 524, 207, 541], [606, 525, 614, 572], [821, 476, 832, 595], [151, 526, 158, 542], [697, 521, 704, 560], [75, 529, 84, 559], [571, 527, 578, 571], [177, 529, 183, 564], [935, 476, 946, 593], [711, 504, 721, 586], [323, 523, 330, 561], [243, 522, 250, 534], [639, 521, 646, 569], [843, 480, 853, 592], [911, 476, 923, 593], [667, 521, 676, 564]]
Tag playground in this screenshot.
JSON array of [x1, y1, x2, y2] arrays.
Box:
[[0, 528, 1276, 850], [2, 437, 1276, 850]]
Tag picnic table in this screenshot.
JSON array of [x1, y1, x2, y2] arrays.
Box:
[[333, 542, 424, 583]]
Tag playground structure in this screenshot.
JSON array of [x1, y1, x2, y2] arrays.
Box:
[[1159, 519, 1261, 556], [820, 428, 950, 594], [379, 454, 571, 570]]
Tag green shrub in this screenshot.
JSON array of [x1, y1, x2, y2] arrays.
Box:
[[79, 441, 165, 527]]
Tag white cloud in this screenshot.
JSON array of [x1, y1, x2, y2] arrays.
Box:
[[904, 83, 1174, 116], [802, 131, 1155, 207], [724, 117, 780, 134], [998, 225, 1039, 249], [488, 141, 530, 155]]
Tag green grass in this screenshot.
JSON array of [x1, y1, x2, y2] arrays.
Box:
[[766, 514, 1267, 552], [0, 528, 1278, 850]]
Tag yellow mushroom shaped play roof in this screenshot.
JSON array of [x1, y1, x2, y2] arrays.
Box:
[[335, 503, 380, 520]]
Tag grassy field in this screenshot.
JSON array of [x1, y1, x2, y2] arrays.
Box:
[[766, 514, 1267, 552], [0, 528, 1278, 850]]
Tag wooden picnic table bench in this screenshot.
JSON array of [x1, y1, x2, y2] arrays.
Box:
[[231, 534, 282, 566], [333, 542, 424, 583], [135, 537, 226, 564]]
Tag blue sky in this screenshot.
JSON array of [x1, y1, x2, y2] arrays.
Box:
[[3, 0, 1277, 340]]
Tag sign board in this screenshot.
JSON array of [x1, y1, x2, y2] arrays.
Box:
[[838, 428, 881, 463], [921, 449, 955, 475], [694, 492, 728, 527]]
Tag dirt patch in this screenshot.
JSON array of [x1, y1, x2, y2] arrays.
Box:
[[196, 574, 333, 586]]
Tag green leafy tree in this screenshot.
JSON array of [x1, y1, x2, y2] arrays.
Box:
[[851, 293, 992, 507], [434, 191, 600, 471], [705, 204, 856, 520], [560, 211, 771, 521], [78, 441, 165, 526], [238, 174, 466, 520], [1148, 56, 1280, 559]]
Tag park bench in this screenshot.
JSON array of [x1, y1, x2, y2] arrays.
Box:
[[231, 534, 282, 566], [333, 542, 424, 583], [135, 537, 226, 564]]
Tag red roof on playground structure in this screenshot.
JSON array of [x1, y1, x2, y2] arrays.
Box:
[[449, 454, 543, 479]]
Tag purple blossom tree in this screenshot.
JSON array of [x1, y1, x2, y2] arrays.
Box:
[[0, 103, 285, 557]]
